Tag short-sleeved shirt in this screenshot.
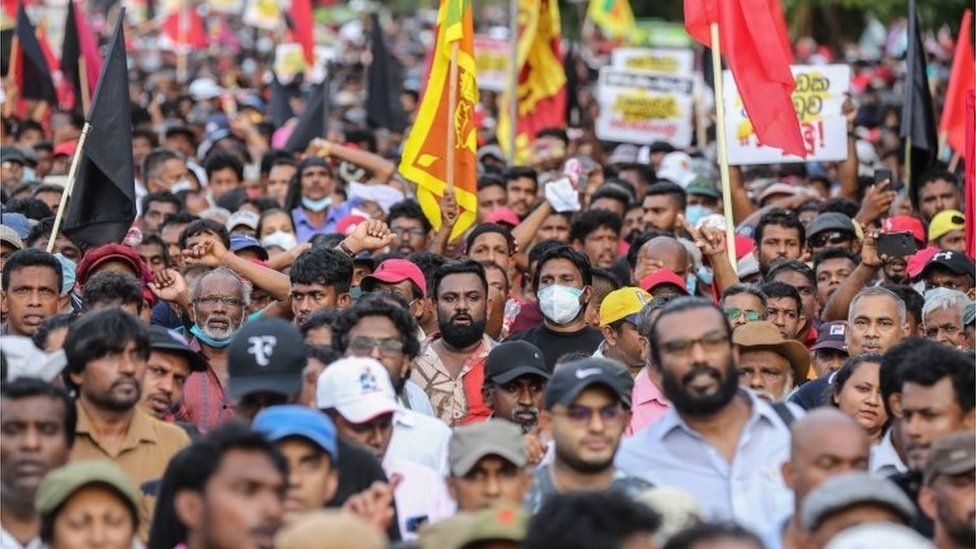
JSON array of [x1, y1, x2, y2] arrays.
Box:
[[524, 465, 653, 512], [175, 360, 234, 433], [411, 334, 494, 426], [625, 368, 671, 436], [292, 198, 360, 243]]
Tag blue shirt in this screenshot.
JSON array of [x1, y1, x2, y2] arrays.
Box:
[[292, 198, 361, 243], [615, 390, 798, 533]]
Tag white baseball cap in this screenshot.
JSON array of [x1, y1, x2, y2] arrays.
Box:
[[316, 357, 397, 423], [656, 151, 696, 187]]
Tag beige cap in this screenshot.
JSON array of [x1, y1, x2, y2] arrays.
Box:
[[274, 510, 386, 549]]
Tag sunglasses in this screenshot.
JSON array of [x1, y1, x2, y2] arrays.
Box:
[[810, 232, 853, 247], [724, 308, 762, 321]]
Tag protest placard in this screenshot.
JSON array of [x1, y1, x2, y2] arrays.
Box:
[[595, 67, 694, 147], [723, 64, 851, 164], [611, 48, 694, 77], [474, 35, 509, 92]]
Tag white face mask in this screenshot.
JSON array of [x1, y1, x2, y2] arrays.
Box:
[[170, 179, 193, 194], [538, 285, 584, 325]]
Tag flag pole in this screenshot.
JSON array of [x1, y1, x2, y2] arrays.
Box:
[[905, 136, 912, 196], [47, 122, 92, 253], [446, 40, 459, 191], [6, 36, 18, 80], [709, 23, 737, 272], [507, 0, 518, 163], [78, 56, 91, 114]]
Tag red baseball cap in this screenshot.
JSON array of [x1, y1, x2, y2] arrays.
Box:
[[882, 216, 926, 245], [640, 269, 689, 295], [75, 243, 152, 285], [53, 140, 77, 158], [485, 207, 520, 228], [336, 215, 366, 236], [360, 259, 426, 297]]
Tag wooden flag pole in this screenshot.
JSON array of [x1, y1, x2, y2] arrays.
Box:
[[709, 23, 737, 272], [47, 122, 92, 253], [6, 36, 18, 80], [78, 56, 91, 115], [445, 40, 460, 192]]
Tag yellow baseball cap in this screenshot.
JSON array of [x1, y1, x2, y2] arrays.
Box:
[[599, 287, 652, 327], [928, 210, 965, 242]]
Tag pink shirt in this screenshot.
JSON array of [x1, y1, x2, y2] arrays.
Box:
[[625, 368, 670, 436]]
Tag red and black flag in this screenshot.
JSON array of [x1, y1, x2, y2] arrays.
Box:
[[12, 2, 56, 103], [60, 0, 102, 112], [901, 0, 938, 196], [365, 12, 407, 132]]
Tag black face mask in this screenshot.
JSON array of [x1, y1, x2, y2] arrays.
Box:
[[661, 357, 740, 417]]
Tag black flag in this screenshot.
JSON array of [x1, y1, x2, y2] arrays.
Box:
[[14, 3, 56, 103], [62, 12, 136, 249], [60, 0, 82, 111], [900, 0, 938, 197], [365, 13, 407, 132], [269, 73, 295, 129], [284, 79, 329, 152]]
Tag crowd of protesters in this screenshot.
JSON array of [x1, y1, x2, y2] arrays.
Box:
[[0, 2, 974, 548]]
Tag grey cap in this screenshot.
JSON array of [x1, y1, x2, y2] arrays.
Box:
[[801, 472, 916, 531], [449, 419, 526, 477], [963, 301, 975, 327], [924, 432, 976, 485], [807, 212, 856, 239], [0, 225, 24, 251]]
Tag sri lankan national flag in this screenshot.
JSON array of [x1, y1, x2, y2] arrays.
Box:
[[398, 0, 478, 242], [587, 0, 635, 39], [497, 0, 566, 164]]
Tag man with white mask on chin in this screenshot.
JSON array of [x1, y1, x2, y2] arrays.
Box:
[[506, 246, 604, 372]]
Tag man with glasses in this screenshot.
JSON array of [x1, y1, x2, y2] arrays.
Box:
[[720, 284, 768, 330], [617, 297, 797, 534], [805, 213, 859, 256], [525, 358, 651, 512], [387, 199, 433, 256]]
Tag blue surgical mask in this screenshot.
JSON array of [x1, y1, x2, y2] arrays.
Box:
[[190, 324, 233, 348], [302, 196, 333, 212], [686, 274, 698, 296], [349, 286, 363, 301], [696, 265, 714, 286], [684, 205, 714, 228]]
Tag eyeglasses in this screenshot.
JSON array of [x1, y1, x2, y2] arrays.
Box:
[[659, 331, 729, 355], [193, 296, 245, 307], [348, 336, 405, 358], [552, 405, 627, 425], [724, 308, 762, 321], [809, 232, 852, 248]]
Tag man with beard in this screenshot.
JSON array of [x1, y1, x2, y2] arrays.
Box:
[[616, 297, 797, 533], [506, 246, 604, 371], [570, 209, 623, 270], [482, 341, 550, 434], [1, 378, 74, 549], [177, 267, 250, 432], [919, 433, 976, 549], [412, 260, 495, 425], [525, 358, 650, 512], [139, 326, 206, 423], [331, 295, 449, 473], [64, 309, 190, 533]]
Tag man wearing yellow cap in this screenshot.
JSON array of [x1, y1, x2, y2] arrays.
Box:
[[928, 210, 966, 253], [595, 287, 652, 378]]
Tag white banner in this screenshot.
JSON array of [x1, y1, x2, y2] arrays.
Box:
[[610, 47, 694, 77], [473, 36, 510, 92], [724, 64, 852, 165], [595, 67, 694, 147]]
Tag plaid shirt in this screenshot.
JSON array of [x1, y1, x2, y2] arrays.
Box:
[[410, 334, 494, 426], [174, 337, 234, 433]]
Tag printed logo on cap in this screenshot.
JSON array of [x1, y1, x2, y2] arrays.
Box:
[[247, 336, 277, 367], [829, 324, 845, 335], [575, 367, 602, 379], [359, 368, 379, 393]]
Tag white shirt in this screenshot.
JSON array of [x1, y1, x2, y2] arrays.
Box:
[[383, 458, 455, 540], [871, 428, 907, 477], [387, 407, 451, 475], [615, 390, 797, 533], [401, 380, 435, 417], [1, 527, 41, 549]]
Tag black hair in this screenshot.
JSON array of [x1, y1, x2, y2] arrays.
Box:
[[720, 283, 768, 309], [465, 223, 515, 256], [260, 149, 297, 175], [283, 157, 332, 211], [138, 232, 174, 268], [178, 219, 231, 251], [331, 293, 421, 359], [616, 163, 655, 187], [203, 150, 244, 182], [648, 297, 730, 365], [591, 267, 622, 290], [32, 313, 78, 350], [590, 184, 633, 211], [387, 199, 432, 234], [626, 229, 673, 269], [256, 208, 296, 237], [528, 239, 567, 270], [764, 259, 816, 288], [644, 181, 687, 210], [82, 271, 144, 314], [63, 309, 150, 384], [532, 245, 593, 291], [476, 173, 506, 192], [918, 170, 960, 193], [523, 491, 661, 549], [755, 208, 806, 248], [142, 149, 183, 185], [812, 248, 859, 275], [479, 260, 510, 295], [759, 281, 802, 314], [289, 247, 353, 294], [897, 339, 974, 412], [299, 309, 338, 336], [160, 211, 199, 231], [831, 352, 885, 404], [536, 127, 569, 144], [662, 522, 764, 549], [140, 191, 182, 217], [636, 294, 682, 339], [569, 209, 622, 243], [132, 128, 160, 149], [147, 422, 287, 549], [4, 197, 53, 220], [2, 248, 63, 292], [407, 251, 449, 296], [1, 377, 76, 448], [879, 336, 923, 417], [432, 260, 488, 300], [884, 284, 924, 326], [15, 119, 43, 138], [503, 166, 538, 191], [818, 198, 860, 220]]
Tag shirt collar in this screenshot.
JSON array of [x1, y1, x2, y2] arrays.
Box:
[[632, 368, 668, 406], [76, 402, 159, 448], [655, 389, 778, 439]]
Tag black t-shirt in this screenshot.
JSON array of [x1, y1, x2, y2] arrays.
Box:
[[327, 438, 401, 541], [788, 374, 833, 410], [506, 323, 604, 371]]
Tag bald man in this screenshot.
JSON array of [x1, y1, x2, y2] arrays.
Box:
[[764, 408, 872, 549], [633, 236, 692, 286]]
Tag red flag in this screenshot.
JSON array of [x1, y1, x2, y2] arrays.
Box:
[[289, 0, 314, 65], [684, 0, 805, 157], [163, 9, 207, 48], [940, 10, 974, 155], [965, 90, 975, 258]]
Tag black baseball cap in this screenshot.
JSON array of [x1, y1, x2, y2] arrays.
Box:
[[147, 326, 207, 372], [917, 250, 975, 280], [228, 318, 308, 399], [484, 341, 550, 385], [544, 358, 634, 410]]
